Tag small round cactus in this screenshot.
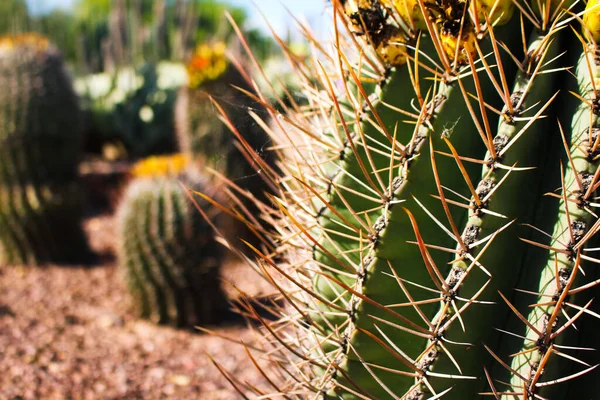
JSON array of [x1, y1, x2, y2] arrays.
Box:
[[116, 154, 225, 327]]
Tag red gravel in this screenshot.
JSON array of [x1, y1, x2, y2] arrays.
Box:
[[0, 214, 270, 399]]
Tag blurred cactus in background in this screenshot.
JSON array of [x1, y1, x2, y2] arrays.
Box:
[[0, 33, 90, 265], [175, 40, 274, 184], [255, 42, 311, 111], [175, 41, 238, 162], [116, 154, 225, 327]]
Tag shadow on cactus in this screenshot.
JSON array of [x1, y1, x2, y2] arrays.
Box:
[[0, 33, 92, 266], [116, 154, 226, 328]]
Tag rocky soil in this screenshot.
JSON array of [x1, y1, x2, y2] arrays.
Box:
[[0, 214, 272, 399]]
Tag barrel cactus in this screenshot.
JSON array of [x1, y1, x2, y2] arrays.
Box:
[[75, 62, 186, 158], [200, 0, 600, 398], [0, 33, 90, 266], [116, 154, 225, 327]]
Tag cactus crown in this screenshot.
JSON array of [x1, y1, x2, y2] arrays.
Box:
[[186, 41, 229, 89], [130, 154, 190, 178]]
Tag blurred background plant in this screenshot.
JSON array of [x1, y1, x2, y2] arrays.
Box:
[[0, 32, 92, 265], [1, 0, 282, 161], [0, 0, 323, 310], [0, 1, 327, 397], [0, 0, 321, 265]]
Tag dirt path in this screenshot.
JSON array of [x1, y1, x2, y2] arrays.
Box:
[[0, 215, 269, 399]]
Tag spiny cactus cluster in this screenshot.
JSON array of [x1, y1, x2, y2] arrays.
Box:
[[116, 154, 225, 327], [0, 33, 89, 266], [200, 0, 600, 398]]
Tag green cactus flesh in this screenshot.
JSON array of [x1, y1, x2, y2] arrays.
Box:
[[200, 0, 600, 398], [0, 38, 89, 265], [311, 27, 525, 398], [116, 170, 225, 327]]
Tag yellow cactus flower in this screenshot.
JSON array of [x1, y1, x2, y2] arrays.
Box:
[[376, 29, 409, 66], [473, 0, 514, 26], [131, 154, 190, 178], [0, 33, 50, 53], [584, 0, 600, 44], [441, 29, 477, 65], [389, 0, 428, 30], [186, 41, 229, 89], [339, 1, 410, 66]]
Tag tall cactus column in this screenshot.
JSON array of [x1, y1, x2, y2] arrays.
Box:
[[176, 41, 278, 187], [0, 34, 90, 266]]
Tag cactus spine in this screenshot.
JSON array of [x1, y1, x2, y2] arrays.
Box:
[[200, 0, 600, 398], [0, 34, 89, 265], [116, 155, 225, 327]]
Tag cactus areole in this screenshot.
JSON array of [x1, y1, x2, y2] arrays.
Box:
[[201, 0, 600, 398]]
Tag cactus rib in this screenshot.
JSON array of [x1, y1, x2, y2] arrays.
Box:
[[500, 39, 600, 398]]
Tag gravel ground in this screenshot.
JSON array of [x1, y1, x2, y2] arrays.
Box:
[[0, 214, 271, 399]]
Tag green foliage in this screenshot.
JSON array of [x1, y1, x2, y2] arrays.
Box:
[[0, 0, 276, 75], [116, 166, 225, 327], [0, 36, 90, 265], [71, 0, 271, 71], [34, 10, 78, 64], [75, 0, 111, 20], [0, 0, 30, 34]]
